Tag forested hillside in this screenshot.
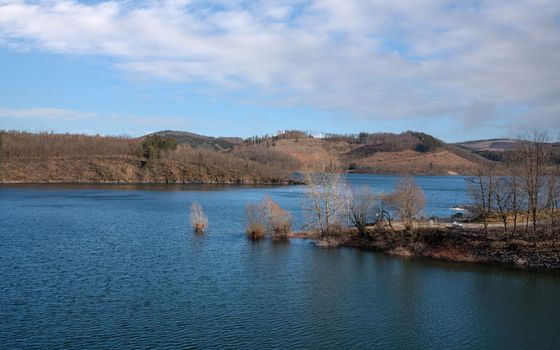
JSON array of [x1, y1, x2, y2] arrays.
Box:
[[0, 132, 294, 184], [2, 129, 546, 184]]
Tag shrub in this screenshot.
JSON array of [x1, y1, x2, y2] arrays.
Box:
[[246, 197, 292, 240], [190, 202, 208, 233], [264, 197, 292, 240], [246, 202, 267, 240], [323, 223, 346, 237]]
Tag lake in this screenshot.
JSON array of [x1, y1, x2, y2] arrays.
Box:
[[1, 174, 559, 349]]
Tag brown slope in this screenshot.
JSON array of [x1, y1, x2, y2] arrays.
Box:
[[265, 136, 492, 175], [457, 138, 522, 152], [0, 132, 294, 184], [348, 150, 481, 175], [265, 138, 354, 164]]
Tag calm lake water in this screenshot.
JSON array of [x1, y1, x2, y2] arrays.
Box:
[[1, 174, 559, 349]]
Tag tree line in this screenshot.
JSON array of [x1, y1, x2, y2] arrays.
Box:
[[220, 158, 428, 244], [468, 132, 559, 241], [0, 131, 139, 160]]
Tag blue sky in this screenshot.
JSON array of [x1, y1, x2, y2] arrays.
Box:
[[0, 0, 559, 141]]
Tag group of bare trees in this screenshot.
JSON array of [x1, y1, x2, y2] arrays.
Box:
[[231, 145, 301, 171], [243, 130, 312, 146], [301, 158, 426, 240], [188, 158, 428, 242], [1, 131, 140, 160], [468, 132, 559, 240], [241, 158, 427, 242]]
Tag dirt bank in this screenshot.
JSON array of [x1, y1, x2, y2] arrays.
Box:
[[293, 225, 560, 270], [0, 158, 298, 185]]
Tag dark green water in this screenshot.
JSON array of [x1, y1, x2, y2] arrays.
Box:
[[1, 175, 559, 349]]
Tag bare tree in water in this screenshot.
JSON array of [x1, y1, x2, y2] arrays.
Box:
[[190, 202, 208, 233], [301, 158, 349, 238]]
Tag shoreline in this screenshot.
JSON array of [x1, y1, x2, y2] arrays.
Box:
[[0, 179, 303, 186], [290, 225, 560, 270], [0, 170, 470, 186]]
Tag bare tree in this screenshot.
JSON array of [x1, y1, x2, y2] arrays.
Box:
[[504, 151, 526, 234], [391, 176, 425, 232], [468, 167, 495, 234], [348, 186, 377, 237], [544, 171, 559, 237], [301, 158, 349, 238], [492, 175, 512, 237], [378, 192, 396, 231], [190, 202, 208, 233], [519, 132, 549, 235]]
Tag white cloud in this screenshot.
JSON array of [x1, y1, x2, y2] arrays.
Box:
[[0, 0, 559, 135], [0, 107, 95, 120]]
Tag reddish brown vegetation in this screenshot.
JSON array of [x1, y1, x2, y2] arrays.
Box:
[[245, 197, 292, 240], [0, 131, 294, 184], [190, 202, 208, 233]]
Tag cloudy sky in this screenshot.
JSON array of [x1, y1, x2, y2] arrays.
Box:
[[0, 0, 559, 141]]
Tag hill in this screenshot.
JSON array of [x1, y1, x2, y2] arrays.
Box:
[[0, 132, 294, 184], [150, 130, 242, 150], [456, 138, 522, 152], [456, 138, 560, 163], [232, 131, 493, 175], [0, 129, 521, 184]]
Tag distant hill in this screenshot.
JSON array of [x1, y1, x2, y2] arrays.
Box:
[[456, 138, 560, 163], [149, 130, 242, 150], [232, 130, 494, 175], [456, 139, 523, 152], [2, 129, 530, 183]]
